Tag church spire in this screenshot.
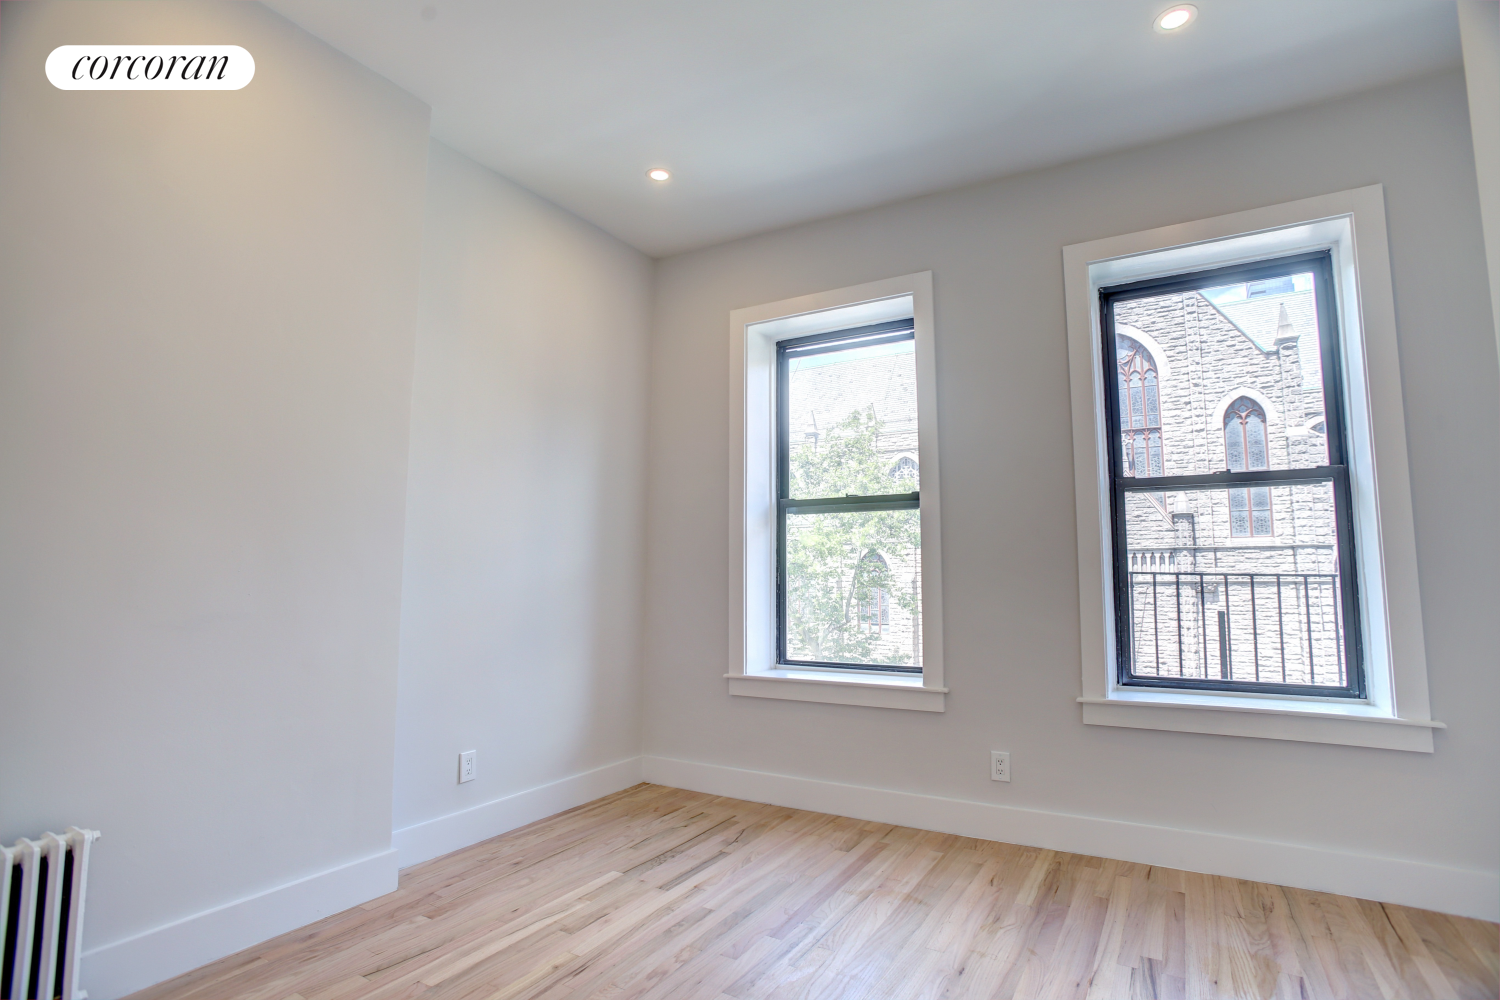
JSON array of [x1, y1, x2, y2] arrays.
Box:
[[1273, 302, 1298, 346]]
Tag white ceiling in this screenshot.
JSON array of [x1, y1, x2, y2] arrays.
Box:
[[262, 0, 1461, 257]]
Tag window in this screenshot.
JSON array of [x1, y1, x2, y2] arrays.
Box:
[[856, 554, 891, 635], [890, 455, 919, 480], [779, 322, 920, 673], [1063, 187, 1442, 751], [1117, 336, 1163, 478], [1101, 252, 1361, 699], [1223, 397, 1271, 537], [728, 272, 944, 712]]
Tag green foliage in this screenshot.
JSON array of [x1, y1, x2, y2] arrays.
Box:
[[785, 409, 920, 666]]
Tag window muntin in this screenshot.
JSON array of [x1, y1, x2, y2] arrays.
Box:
[[778, 322, 921, 673], [1101, 251, 1363, 697]]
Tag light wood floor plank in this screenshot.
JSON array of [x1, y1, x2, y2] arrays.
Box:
[[125, 784, 1498, 1000]]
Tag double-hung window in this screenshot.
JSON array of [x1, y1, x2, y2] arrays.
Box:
[[1100, 251, 1364, 698], [1063, 187, 1442, 751], [777, 322, 921, 673], [728, 272, 945, 712]]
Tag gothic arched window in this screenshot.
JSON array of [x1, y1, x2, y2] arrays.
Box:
[[856, 552, 891, 634], [1116, 336, 1163, 477], [1224, 397, 1272, 536]]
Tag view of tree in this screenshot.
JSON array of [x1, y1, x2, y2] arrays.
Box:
[[785, 408, 921, 666]]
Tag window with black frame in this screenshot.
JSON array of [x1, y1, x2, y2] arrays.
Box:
[[777, 321, 921, 673], [1099, 251, 1363, 697]]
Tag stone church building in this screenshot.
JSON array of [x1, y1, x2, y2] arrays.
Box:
[[1112, 276, 1347, 688]]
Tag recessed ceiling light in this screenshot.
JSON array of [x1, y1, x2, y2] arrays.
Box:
[[1154, 4, 1197, 31], [647, 168, 671, 182]]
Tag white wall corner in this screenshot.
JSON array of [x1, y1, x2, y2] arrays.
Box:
[[392, 757, 644, 871], [82, 759, 645, 999], [80, 849, 398, 1000], [640, 756, 1498, 923]]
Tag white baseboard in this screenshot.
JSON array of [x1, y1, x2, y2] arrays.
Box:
[[87, 759, 646, 999], [393, 757, 644, 870], [82, 848, 398, 1000], [641, 755, 1498, 922], [78, 754, 1492, 1000]]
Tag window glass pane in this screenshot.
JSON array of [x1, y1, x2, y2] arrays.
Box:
[[1250, 486, 1273, 536], [1225, 419, 1246, 471], [785, 508, 920, 668], [1228, 488, 1250, 537], [1113, 270, 1329, 474], [1246, 410, 1268, 469], [787, 338, 917, 498], [1122, 481, 1347, 687]]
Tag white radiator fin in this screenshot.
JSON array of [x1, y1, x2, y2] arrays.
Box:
[[1, 828, 98, 1000]]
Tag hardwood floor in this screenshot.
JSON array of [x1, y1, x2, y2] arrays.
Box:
[[126, 783, 1498, 1000]]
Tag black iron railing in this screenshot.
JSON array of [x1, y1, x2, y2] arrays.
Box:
[[1127, 571, 1346, 687]]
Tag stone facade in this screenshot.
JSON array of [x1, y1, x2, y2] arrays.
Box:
[[787, 349, 919, 475], [1112, 281, 1347, 687]]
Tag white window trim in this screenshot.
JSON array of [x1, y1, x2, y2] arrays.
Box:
[[727, 272, 946, 712], [1062, 185, 1443, 752]]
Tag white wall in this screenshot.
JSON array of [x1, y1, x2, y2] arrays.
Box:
[[1458, 0, 1500, 357], [0, 2, 429, 996], [642, 70, 1500, 919], [392, 140, 651, 867]]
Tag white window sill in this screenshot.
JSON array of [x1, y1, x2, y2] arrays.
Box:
[[1078, 693, 1443, 752], [726, 669, 946, 712]]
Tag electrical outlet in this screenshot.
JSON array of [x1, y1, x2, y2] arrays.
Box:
[[990, 750, 1010, 782], [458, 750, 476, 783]]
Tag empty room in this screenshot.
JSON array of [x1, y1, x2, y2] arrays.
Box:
[[2, 1, 1498, 998]]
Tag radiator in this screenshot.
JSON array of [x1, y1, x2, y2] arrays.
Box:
[[1, 828, 99, 1000]]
